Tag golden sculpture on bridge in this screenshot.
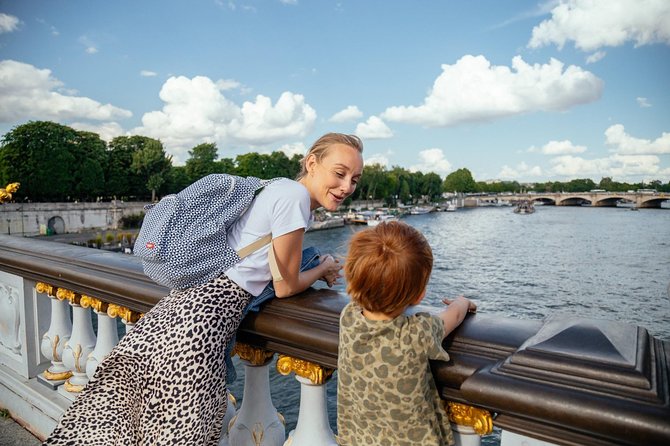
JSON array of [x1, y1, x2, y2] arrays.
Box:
[[0, 182, 20, 204]]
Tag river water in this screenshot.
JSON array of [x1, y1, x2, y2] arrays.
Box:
[[228, 205, 670, 443]]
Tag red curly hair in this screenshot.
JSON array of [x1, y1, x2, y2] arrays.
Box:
[[345, 221, 433, 315]]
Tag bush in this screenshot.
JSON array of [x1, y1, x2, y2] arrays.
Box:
[[119, 212, 145, 229]]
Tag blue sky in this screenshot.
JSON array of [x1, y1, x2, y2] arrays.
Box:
[[1, 0, 669, 183]]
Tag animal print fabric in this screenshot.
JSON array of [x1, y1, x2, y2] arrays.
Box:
[[43, 275, 251, 446], [337, 302, 455, 446]]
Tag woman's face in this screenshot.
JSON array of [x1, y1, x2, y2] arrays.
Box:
[[304, 143, 364, 211]]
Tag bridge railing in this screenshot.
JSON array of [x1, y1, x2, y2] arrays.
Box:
[[0, 234, 668, 446]]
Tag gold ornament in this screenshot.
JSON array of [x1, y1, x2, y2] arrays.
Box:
[[276, 355, 334, 385], [232, 343, 274, 366], [446, 402, 493, 435], [0, 182, 19, 204], [56, 288, 79, 304], [35, 282, 56, 297], [80, 295, 108, 313], [107, 304, 142, 323]]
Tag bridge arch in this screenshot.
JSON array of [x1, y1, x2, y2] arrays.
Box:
[[47, 216, 65, 234]]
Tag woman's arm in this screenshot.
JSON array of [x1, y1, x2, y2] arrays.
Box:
[[270, 228, 342, 298]]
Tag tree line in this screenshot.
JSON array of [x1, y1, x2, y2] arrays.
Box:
[[1, 121, 668, 204]]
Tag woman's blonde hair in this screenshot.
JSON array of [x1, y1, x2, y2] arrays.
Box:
[[296, 133, 363, 180], [345, 221, 433, 316]]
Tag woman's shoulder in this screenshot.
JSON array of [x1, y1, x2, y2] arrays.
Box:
[[263, 178, 309, 197]]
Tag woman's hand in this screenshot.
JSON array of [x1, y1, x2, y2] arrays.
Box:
[[320, 254, 342, 287], [442, 296, 477, 313]]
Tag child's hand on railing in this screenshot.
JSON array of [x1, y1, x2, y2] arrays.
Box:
[[442, 296, 477, 313]]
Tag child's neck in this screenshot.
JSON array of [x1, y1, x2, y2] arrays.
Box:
[[362, 307, 404, 321]]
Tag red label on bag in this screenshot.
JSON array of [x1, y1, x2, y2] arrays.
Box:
[[146, 242, 155, 249]]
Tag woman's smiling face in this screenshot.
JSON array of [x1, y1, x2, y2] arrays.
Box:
[[303, 143, 363, 211]]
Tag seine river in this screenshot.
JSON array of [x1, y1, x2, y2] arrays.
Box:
[[228, 205, 670, 444]]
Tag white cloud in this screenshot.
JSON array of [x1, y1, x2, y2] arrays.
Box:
[[280, 0, 298, 4], [215, 78, 242, 90], [364, 153, 390, 168], [636, 97, 651, 108], [0, 13, 20, 33], [329, 105, 363, 123], [499, 162, 543, 179], [0, 59, 132, 122], [549, 154, 662, 178], [605, 124, 670, 155], [409, 148, 453, 175], [355, 116, 393, 139], [528, 0, 670, 51], [529, 139, 587, 155], [585, 51, 606, 64], [133, 75, 316, 164], [275, 142, 306, 158], [140, 70, 157, 77], [381, 55, 602, 127], [79, 35, 98, 54], [70, 121, 125, 142]]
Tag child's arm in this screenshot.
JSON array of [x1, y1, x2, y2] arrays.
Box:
[[438, 296, 477, 336]]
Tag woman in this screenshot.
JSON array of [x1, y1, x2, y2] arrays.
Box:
[[44, 133, 364, 445]]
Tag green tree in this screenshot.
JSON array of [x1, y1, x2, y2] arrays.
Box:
[[71, 131, 107, 200], [443, 168, 477, 193], [106, 136, 148, 199], [185, 143, 219, 182], [131, 138, 172, 201], [0, 121, 77, 201], [420, 172, 443, 201], [235, 152, 268, 178]]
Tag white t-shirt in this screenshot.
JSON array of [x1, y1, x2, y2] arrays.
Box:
[[225, 178, 312, 296]]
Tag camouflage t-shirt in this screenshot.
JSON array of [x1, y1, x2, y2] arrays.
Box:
[[336, 302, 454, 446]]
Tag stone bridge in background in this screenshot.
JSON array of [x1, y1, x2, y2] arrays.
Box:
[[476, 191, 670, 208]]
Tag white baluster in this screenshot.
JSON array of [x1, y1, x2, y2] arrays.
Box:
[[59, 291, 96, 400], [283, 376, 336, 446], [229, 345, 285, 446], [36, 283, 73, 389], [83, 297, 119, 379], [275, 356, 336, 446], [218, 392, 238, 446], [452, 424, 481, 446]]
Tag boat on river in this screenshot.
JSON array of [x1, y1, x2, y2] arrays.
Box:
[[409, 205, 435, 215], [514, 200, 535, 214], [367, 213, 399, 226]]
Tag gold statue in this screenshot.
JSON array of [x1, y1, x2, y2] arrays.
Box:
[[0, 182, 20, 204]]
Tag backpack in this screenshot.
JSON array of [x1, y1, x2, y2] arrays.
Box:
[[134, 173, 281, 290]]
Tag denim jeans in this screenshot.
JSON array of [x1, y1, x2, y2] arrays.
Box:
[[225, 246, 322, 383]]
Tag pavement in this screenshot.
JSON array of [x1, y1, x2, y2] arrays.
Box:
[[0, 415, 41, 446]]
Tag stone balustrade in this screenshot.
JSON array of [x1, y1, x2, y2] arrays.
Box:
[[0, 233, 668, 446]]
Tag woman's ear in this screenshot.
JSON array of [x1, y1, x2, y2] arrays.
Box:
[[304, 153, 318, 176]]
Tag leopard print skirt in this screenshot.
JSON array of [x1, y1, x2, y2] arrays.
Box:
[[43, 275, 251, 446]]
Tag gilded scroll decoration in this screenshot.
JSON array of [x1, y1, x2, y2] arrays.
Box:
[[35, 282, 56, 297], [446, 402, 493, 435], [107, 303, 142, 323], [232, 343, 274, 366], [276, 355, 334, 385], [80, 295, 108, 313], [56, 288, 78, 304], [0, 182, 19, 204]]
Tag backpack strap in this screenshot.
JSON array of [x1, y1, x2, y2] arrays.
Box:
[[236, 234, 283, 282]]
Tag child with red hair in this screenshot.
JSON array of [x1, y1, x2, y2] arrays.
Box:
[[337, 221, 476, 446]]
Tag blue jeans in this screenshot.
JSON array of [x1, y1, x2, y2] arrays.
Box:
[[225, 246, 322, 383]]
